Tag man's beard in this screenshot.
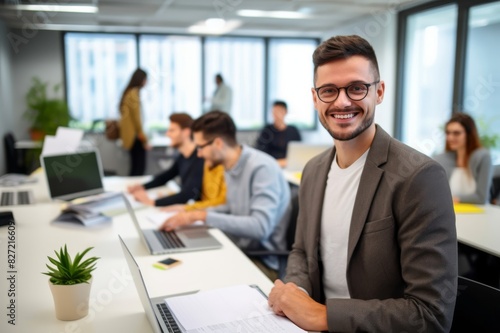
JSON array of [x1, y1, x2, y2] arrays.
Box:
[[319, 109, 374, 141]]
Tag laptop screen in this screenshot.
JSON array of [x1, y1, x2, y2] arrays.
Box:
[[42, 151, 104, 201]]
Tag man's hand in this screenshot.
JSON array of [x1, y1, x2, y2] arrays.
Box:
[[127, 183, 144, 194], [132, 188, 154, 206], [268, 279, 328, 331], [160, 211, 207, 231]]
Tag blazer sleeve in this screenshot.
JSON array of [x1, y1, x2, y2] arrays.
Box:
[[457, 149, 493, 204], [127, 89, 147, 143]]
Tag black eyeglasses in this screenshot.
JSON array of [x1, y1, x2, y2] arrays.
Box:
[[314, 80, 380, 103], [196, 138, 215, 150]]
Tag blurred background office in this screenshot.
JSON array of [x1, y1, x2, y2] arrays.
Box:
[[1, 0, 499, 177]]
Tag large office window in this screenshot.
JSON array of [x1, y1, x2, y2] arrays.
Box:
[[65, 33, 137, 126], [204, 37, 265, 130], [464, 1, 500, 162], [65, 33, 318, 132], [400, 5, 458, 155], [267, 39, 316, 129], [139, 35, 202, 130]]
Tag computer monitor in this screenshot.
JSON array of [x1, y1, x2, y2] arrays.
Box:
[[41, 150, 105, 201]]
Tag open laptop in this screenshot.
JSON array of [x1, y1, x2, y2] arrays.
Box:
[[123, 195, 222, 255], [41, 150, 110, 201], [118, 235, 192, 333], [286, 142, 330, 172], [40, 150, 124, 213]]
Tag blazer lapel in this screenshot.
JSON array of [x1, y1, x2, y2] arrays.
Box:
[[347, 126, 390, 263]]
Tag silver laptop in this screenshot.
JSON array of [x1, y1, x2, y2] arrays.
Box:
[[40, 150, 114, 201], [118, 235, 192, 333], [286, 142, 330, 172], [123, 195, 222, 255]]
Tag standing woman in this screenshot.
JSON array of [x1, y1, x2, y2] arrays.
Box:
[[120, 68, 149, 176], [434, 112, 493, 204]]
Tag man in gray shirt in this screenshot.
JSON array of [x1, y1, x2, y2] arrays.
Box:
[[160, 111, 291, 276]]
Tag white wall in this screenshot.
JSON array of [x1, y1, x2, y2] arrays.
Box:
[[9, 28, 65, 141], [302, 8, 398, 144]]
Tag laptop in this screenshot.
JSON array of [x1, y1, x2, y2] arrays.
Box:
[[118, 235, 192, 333], [123, 195, 222, 255], [286, 142, 330, 172], [41, 150, 110, 201]]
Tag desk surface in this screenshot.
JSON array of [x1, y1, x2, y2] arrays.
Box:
[[455, 204, 500, 257], [0, 189, 273, 332]]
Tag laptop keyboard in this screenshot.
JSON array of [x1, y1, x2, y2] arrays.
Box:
[[153, 230, 185, 249], [0, 190, 35, 206], [157, 303, 182, 333]]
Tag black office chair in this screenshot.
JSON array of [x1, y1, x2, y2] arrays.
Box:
[[450, 276, 500, 333], [490, 165, 500, 205], [3, 132, 27, 174], [245, 184, 299, 280]]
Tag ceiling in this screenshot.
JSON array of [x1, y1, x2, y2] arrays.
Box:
[[0, 0, 432, 37]]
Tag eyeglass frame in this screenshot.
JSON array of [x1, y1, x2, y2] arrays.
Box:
[[196, 138, 216, 150], [314, 80, 380, 103]]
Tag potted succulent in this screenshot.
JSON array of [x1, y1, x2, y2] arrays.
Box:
[[42, 245, 99, 321], [24, 77, 72, 140]]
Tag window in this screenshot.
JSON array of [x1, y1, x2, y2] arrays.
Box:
[[139, 35, 202, 130], [399, 5, 458, 155], [64, 33, 318, 132], [464, 1, 500, 163], [267, 39, 317, 129], [65, 33, 137, 127], [204, 37, 265, 130]]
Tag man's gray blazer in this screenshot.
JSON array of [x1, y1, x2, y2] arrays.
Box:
[[286, 125, 458, 332]]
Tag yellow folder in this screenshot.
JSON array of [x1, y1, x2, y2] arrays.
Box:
[[453, 203, 485, 214]]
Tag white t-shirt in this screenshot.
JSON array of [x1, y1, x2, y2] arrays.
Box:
[[449, 167, 476, 197], [321, 150, 369, 299]]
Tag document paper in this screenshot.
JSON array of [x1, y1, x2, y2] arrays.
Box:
[[165, 285, 306, 332]]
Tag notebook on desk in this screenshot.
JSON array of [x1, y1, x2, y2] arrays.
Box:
[[123, 195, 222, 255], [40, 150, 121, 203]]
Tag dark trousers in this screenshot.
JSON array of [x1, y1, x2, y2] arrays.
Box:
[[129, 138, 146, 176]]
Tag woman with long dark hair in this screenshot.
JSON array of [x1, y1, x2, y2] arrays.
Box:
[[120, 68, 148, 176], [434, 112, 493, 204]]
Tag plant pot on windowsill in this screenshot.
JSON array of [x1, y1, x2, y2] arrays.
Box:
[[43, 245, 99, 321]]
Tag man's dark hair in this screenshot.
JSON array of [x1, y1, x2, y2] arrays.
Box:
[[169, 113, 193, 129], [273, 100, 287, 111], [312, 35, 380, 85], [215, 74, 224, 82], [192, 111, 237, 147]]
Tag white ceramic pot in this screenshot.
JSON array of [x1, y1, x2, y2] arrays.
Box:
[[48, 277, 92, 321]]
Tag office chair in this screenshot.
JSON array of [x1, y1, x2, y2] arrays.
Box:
[[490, 165, 500, 205], [245, 184, 299, 280], [450, 276, 500, 333], [3, 132, 27, 174]]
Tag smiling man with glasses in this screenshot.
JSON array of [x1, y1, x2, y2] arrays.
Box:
[[268, 35, 457, 333]]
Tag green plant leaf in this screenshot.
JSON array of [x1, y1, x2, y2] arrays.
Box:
[[42, 245, 99, 285]]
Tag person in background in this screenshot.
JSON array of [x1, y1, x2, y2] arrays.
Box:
[[434, 112, 493, 204], [160, 111, 291, 280], [120, 68, 149, 176], [267, 35, 457, 332], [161, 161, 226, 212], [127, 113, 204, 207], [209, 74, 232, 113], [255, 100, 302, 168]]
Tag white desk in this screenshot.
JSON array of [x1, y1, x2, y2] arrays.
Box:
[[0, 188, 274, 332], [455, 205, 500, 258]]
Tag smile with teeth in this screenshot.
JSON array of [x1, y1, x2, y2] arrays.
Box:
[[333, 113, 355, 119]]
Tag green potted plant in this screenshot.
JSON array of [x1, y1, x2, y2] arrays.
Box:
[[42, 245, 99, 321], [24, 77, 72, 140]]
